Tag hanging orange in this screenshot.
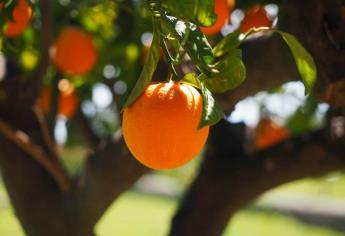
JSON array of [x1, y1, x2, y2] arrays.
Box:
[[255, 118, 289, 149], [1, 0, 33, 37], [122, 81, 209, 170], [200, 0, 232, 35], [51, 27, 98, 75], [39, 79, 79, 119], [239, 5, 272, 33]]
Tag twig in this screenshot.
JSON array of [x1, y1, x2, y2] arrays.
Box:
[[32, 104, 60, 161], [0, 119, 71, 192]]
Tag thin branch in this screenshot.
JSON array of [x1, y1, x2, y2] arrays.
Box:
[[32, 105, 60, 161], [0, 119, 71, 192]]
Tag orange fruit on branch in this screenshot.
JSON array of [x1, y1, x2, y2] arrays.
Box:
[[239, 5, 272, 33], [1, 0, 33, 37], [255, 118, 289, 149], [122, 81, 209, 170], [39, 79, 79, 119], [200, 0, 233, 35], [51, 27, 98, 75]]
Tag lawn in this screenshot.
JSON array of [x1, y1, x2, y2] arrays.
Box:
[[1, 184, 344, 236]]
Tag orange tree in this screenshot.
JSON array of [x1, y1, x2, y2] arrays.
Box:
[[0, 0, 345, 235]]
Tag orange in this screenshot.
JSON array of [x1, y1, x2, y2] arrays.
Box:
[[122, 81, 209, 170], [255, 118, 289, 149], [1, 0, 33, 37], [200, 0, 232, 35], [51, 27, 97, 75], [227, 0, 235, 7], [239, 5, 272, 33], [39, 79, 79, 119]]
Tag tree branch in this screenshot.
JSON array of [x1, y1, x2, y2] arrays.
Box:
[[75, 138, 148, 227], [217, 0, 345, 113], [217, 34, 299, 113], [0, 119, 71, 192], [169, 120, 345, 236], [33, 105, 60, 161]]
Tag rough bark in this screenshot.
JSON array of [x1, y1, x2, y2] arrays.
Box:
[[169, 119, 345, 236]]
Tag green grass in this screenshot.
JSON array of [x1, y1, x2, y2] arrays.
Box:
[[225, 211, 345, 236], [96, 192, 344, 236], [260, 172, 345, 200], [96, 193, 177, 236], [0, 185, 23, 236], [0, 208, 23, 236], [1, 184, 345, 236]]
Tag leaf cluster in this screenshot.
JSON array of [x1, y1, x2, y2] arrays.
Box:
[[123, 0, 317, 128]]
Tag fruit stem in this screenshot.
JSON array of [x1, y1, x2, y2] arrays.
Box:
[[160, 37, 180, 81]]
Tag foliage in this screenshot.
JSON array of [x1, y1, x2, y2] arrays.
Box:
[[120, 1, 317, 128], [0, 0, 317, 131]]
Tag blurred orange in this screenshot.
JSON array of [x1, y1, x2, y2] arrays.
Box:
[[255, 118, 289, 149], [51, 27, 98, 75], [200, 0, 233, 35], [239, 5, 272, 33], [39, 79, 79, 119], [1, 0, 33, 37]]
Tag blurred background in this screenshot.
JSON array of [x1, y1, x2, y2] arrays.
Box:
[[2, 154, 345, 236], [1, 80, 344, 236], [1, 0, 345, 235]]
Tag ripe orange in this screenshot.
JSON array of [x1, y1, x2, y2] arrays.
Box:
[[122, 81, 209, 170], [200, 0, 232, 35], [1, 0, 33, 37], [51, 27, 97, 75], [255, 118, 289, 149], [39, 79, 79, 119], [239, 5, 272, 33]]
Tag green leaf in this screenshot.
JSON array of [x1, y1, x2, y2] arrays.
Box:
[[205, 49, 246, 93], [239, 28, 317, 95], [213, 30, 241, 57], [181, 73, 201, 89], [163, 0, 217, 27], [187, 25, 214, 65], [198, 80, 224, 128], [121, 22, 161, 109], [276, 31, 317, 95], [162, 16, 214, 74]]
